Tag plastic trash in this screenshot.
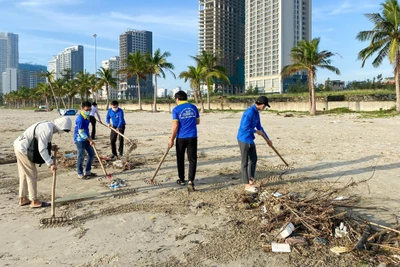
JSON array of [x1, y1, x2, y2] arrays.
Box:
[[272, 192, 283, 198], [279, 222, 295, 239], [64, 153, 75, 159], [271, 242, 291, 253], [330, 246, 350, 255], [313, 237, 327, 246], [333, 196, 350, 201], [335, 222, 348, 238]]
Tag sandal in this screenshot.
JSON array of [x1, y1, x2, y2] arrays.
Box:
[[176, 180, 185, 186]]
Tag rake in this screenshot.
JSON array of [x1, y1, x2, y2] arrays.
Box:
[[144, 146, 170, 186], [261, 135, 289, 166], [40, 148, 70, 226], [92, 143, 113, 181], [96, 119, 138, 154]]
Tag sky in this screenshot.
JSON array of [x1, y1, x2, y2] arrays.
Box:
[[0, 0, 393, 90]]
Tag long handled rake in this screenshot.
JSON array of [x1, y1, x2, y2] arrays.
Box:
[[40, 148, 69, 226], [96, 119, 137, 154], [144, 146, 171, 186], [92, 143, 113, 181], [261, 135, 289, 166]]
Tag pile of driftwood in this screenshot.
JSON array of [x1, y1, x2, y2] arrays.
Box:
[[256, 178, 400, 265]]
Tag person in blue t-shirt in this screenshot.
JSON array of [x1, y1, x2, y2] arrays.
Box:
[[168, 91, 200, 191], [106, 100, 126, 159], [74, 101, 96, 179], [237, 96, 273, 193]]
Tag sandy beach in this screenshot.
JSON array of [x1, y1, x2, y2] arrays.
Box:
[[0, 108, 399, 266]]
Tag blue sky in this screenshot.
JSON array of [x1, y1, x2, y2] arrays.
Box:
[[0, 0, 393, 90]]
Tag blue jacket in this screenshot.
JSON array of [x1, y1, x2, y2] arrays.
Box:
[[237, 105, 268, 144], [74, 112, 90, 142], [106, 108, 126, 128]]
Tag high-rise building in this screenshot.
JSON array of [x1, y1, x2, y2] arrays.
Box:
[[119, 29, 153, 99], [48, 45, 84, 79], [0, 32, 19, 94], [199, 0, 245, 95], [18, 63, 47, 89], [101, 56, 120, 100], [2, 68, 17, 94], [245, 0, 312, 93]]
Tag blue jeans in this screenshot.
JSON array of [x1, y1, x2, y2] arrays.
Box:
[[76, 141, 94, 175]]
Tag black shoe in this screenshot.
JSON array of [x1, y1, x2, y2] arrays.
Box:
[[176, 180, 185, 186], [110, 155, 118, 160]]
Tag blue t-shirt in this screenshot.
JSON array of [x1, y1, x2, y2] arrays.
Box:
[[172, 101, 199, 138], [74, 112, 90, 142], [237, 105, 268, 144]]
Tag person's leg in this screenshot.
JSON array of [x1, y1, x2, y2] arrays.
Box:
[[15, 148, 30, 205], [175, 138, 186, 183], [110, 128, 118, 157], [238, 140, 250, 184], [187, 138, 198, 184], [76, 141, 85, 176], [90, 116, 96, 139], [118, 125, 125, 156], [84, 141, 95, 175], [248, 144, 258, 181]]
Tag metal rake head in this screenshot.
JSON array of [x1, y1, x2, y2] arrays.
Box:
[[144, 179, 163, 186], [97, 174, 113, 181], [126, 139, 138, 154], [40, 216, 70, 227]]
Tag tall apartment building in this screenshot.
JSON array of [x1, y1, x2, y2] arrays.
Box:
[[245, 0, 312, 93], [199, 0, 245, 95], [119, 29, 153, 99], [47, 45, 84, 80], [101, 56, 120, 100], [18, 63, 47, 89], [0, 32, 19, 94], [2, 68, 17, 94]]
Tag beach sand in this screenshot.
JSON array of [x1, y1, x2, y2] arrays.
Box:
[[0, 108, 399, 266]]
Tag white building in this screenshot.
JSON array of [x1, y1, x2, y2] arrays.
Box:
[[157, 88, 168, 98], [101, 56, 120, 100], [48, 45, 84, 79], [2, 68, 17, 94], [0, 32, 18, 94], [245, 0, 312, 93]]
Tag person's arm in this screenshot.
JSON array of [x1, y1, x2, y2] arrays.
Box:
[[77, 117, 93, 145], [117, 109, 125, 129], [168, 121, 179, 148], [105, 110, 111, 127], [95, 108, 101, 122], [37, 127, 54, 167], [196, 107, 200, 125], [196, 118, 200, 125]]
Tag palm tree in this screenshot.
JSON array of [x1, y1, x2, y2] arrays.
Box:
[[192, 50, 230, 110], [64, 80, 78, 108], [39, 70, 59, 110], [75, 71, 95, 101], [356, 0, 400, 111], [36, 82, 51, 110], [179, 65, 205, 113], [118, 50, 150, 110], [281, 38, 340, 115], [96, 67, 119, 110], [146, 48, 176, 112]]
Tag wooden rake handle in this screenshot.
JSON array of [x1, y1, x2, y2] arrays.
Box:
[[92, 143, 109, 177], [96, 119, 134, 143], [150, 147, 171, 182], [51, 148, 57, 217], [261, 135, 289, 166]]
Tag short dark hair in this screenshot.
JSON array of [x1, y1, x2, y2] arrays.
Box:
[[82, 101, 91, 108], [174, 91, 187, 101], [111, 100, 119, 106], [92, 102, 97, 106]]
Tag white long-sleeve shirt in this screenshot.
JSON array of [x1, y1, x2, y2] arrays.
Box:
[[89, 105, 101, 121], [14, 122, 54, 166]]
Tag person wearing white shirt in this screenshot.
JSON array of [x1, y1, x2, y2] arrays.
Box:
[[89, 102, 102, 140]]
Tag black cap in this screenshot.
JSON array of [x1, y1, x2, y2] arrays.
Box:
[[255, 96, 270, 108]]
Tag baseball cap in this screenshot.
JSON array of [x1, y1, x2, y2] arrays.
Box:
[[255, 96, 270, 108]]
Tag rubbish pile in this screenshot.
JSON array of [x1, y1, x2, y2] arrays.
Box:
[[108, 178, 127, 190], [254, 179, 400, 266]]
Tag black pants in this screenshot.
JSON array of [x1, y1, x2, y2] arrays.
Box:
[[110, 125, 125, 156], [89, 116, 96, 139], [238, 140, 258, 184], [176, 138, 198, 183]]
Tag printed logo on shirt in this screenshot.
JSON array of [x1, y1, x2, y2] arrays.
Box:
[[179, 108, 196, 119]]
